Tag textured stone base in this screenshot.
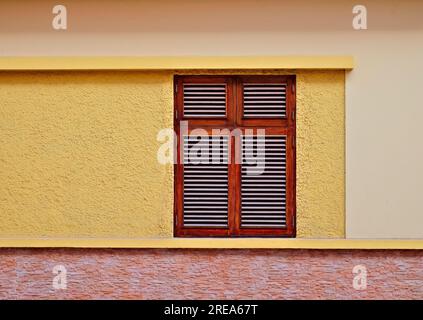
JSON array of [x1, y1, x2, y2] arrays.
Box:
[[0, 249, 421, 299]]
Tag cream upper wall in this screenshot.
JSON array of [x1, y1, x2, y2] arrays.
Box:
[[1, 0, 423, 238], [0, 0, 421, 32]]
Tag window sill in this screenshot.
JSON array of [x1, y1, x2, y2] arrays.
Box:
[[0, 56, 354, 71], [0, 238, 422, 249]]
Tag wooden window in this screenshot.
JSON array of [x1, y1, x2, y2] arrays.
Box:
[[175, 75, 296, 237]]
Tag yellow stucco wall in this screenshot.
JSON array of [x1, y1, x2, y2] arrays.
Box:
[[0, 71, 174, 238], [0, 70, 344, 239], [296, 70, 345, 238]]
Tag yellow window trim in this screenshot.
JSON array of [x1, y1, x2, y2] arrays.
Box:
[[0, 238, 422, 249], [0, 56, 354, 70]]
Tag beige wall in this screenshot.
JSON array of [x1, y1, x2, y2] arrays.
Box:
[[1, 0, 422, 238]]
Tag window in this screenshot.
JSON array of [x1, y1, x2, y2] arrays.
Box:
[[174, 75, 296, 237]]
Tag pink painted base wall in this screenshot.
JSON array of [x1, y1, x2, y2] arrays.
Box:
[[0, 249, 422, 299]]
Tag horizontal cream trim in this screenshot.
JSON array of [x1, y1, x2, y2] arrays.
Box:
[[0, 238, 421, 249], [0, 56, 354, 70]]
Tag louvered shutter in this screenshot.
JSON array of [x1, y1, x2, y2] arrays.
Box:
[[182, 135, 229, 228], [243, 83, 287, 118], [241, 135, 287, 228], [175, 75, 295, 238], [183, 83, 227, 118]]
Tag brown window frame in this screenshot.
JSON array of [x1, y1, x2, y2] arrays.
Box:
[[174, 75, 296, 237]]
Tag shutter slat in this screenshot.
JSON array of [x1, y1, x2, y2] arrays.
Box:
[[183, 84, 227, 118], [241, 135, 287, 228], [243, 83, 287, 118], [183, 135, 229, 228]]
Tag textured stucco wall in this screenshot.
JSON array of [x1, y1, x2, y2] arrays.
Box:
[[0, 70, 344, 239], [0, 71, 174, 237], [0, 249, 421, 299], [296, 71, 345, 237]]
